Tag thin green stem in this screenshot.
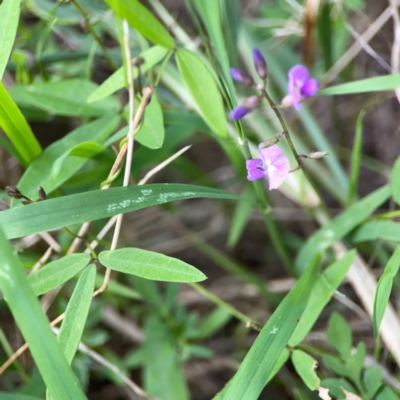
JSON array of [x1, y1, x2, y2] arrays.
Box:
[[189, 283, 262, 330], [154, 51, 173, 87], [70, 0, 116, 70]]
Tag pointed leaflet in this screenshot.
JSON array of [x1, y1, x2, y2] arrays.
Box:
[[104, 0, 174, 49], [176, 49, 228, 138], [0, 184, 239, 239], [0, 224, 85, 400], [99, 248, 206, 283], [58, 264, 96, 364]]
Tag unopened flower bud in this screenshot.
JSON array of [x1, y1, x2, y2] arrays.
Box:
[[253, 48, 268, 80], [230, 96, 260, 121], [309, 151, 329, 159], [6, 186, 23, 199], [259, 138, 279, 149], [38, 186, 47, 200], [133, 56, 145, 67], [230, 68, 254, 87], [242, 95, 260, 109], [281, 95, 293, 108]]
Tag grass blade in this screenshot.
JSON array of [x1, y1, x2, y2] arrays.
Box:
[[391, 156, 400, 205], [373, 245, 400, 335], [296, 185, 391, 273], [319, 74, 400, 95], [0, 184, 239, 239], [217, 256, 320, 400], [347, 110, 365, 205], [0, 82, 42, 166], [0, 224, 86, 400], [0, 0, 20, 79]]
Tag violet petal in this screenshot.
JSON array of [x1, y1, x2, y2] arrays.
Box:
[[258, 145, 289, 190], [301, 78, 319, 97], [246, 158, 265, 181], [230, 106, 251, 120]]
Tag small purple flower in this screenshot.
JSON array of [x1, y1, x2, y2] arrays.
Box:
[[230, 68, 254, 87], [246, 144, 289, 190], [287, 65, 318, 110], [253, 48, 267, 79], [229, 96, 260, 121]]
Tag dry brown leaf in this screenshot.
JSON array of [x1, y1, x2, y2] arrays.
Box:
[[342, 388, 362, 400], [317, 387, 332, 400]]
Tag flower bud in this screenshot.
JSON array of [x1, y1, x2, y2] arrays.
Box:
[[309, 151, 329, 159], [253, 48, 268, 80], [242, 95, 260, 109], [230, 68, 254, 87], [281, 95, 293, 108], [230, 96, 260, 121], [38, 186, 47, 200], [259, 138, 279, 149], [133, 56, 145, 67], [6, 186, 23, 199]]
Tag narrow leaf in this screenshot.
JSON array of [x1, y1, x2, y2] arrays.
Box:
[[0, 224, 86, 400], [28, 254, 90, 296], [10, 79, 120, 116], [373, 245, 400, 335], [99, 248, 207, 282], [327, 312, 352, 360], [350, 220, 400, 243], [391, 156, 400, 205], [0, 0, 20, 79], [292, 350, 320, 391], [289, 250, 356, 346], [0, 82, 42, 166], [88, 46, 168, 102], [0, 184, 239, 239], [296, 185, 391, 273], [58, 264, 96, 364], [218, 256, 320, 400], [347, 110, 364, 205], [104, 0, 174, 49], [176, 49, 228, 138], [319, 74, 400, 95], [69, 141, 106, 158], [15, 115, 119, 199]]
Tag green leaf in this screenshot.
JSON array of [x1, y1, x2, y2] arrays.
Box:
[[347, 110, 364, 205], [227, 186, 254, 249], [217, 256, 320, 400], [69, 141, 106, 158], [134, 92, 164, 149], [143, 315, 189, 400], [296, 185, 391, 273], [0, 184, 239, 239], [0, 224, 86, 400], [88, 46, 169, 102], [15, 115, 120, 199], [0, 393, 44, 400], [10, 79, 120, 116], [319, 73, 400, 95], [327, 312, 352, 360], [289, 250, 356, 346], [58, 264, 96, 364], [197, 308, 231, 339], [350, 220, 400, 243], [193, 0, 234, 97], [376, 386, 400, 400], [176, 49, 228, 138], [95, 275, 141, 299], [99, 248, 207, 282], [0, 82, 42, 166], [0, 0, 20, 79], [373, 245, 400, 335], [28, 254, 90, 296], [364, 366, 383, 400], [391, 156, 400, 205], [291, 350, 320, 391], [104, 0, 174, 49]]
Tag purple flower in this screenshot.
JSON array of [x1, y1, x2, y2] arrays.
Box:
[[230, 96, 260, 121], [287, 65, 318, 110], [253, 48, 267, 79], [246, 144, 289, 190], [230, 68, 254, 87]]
